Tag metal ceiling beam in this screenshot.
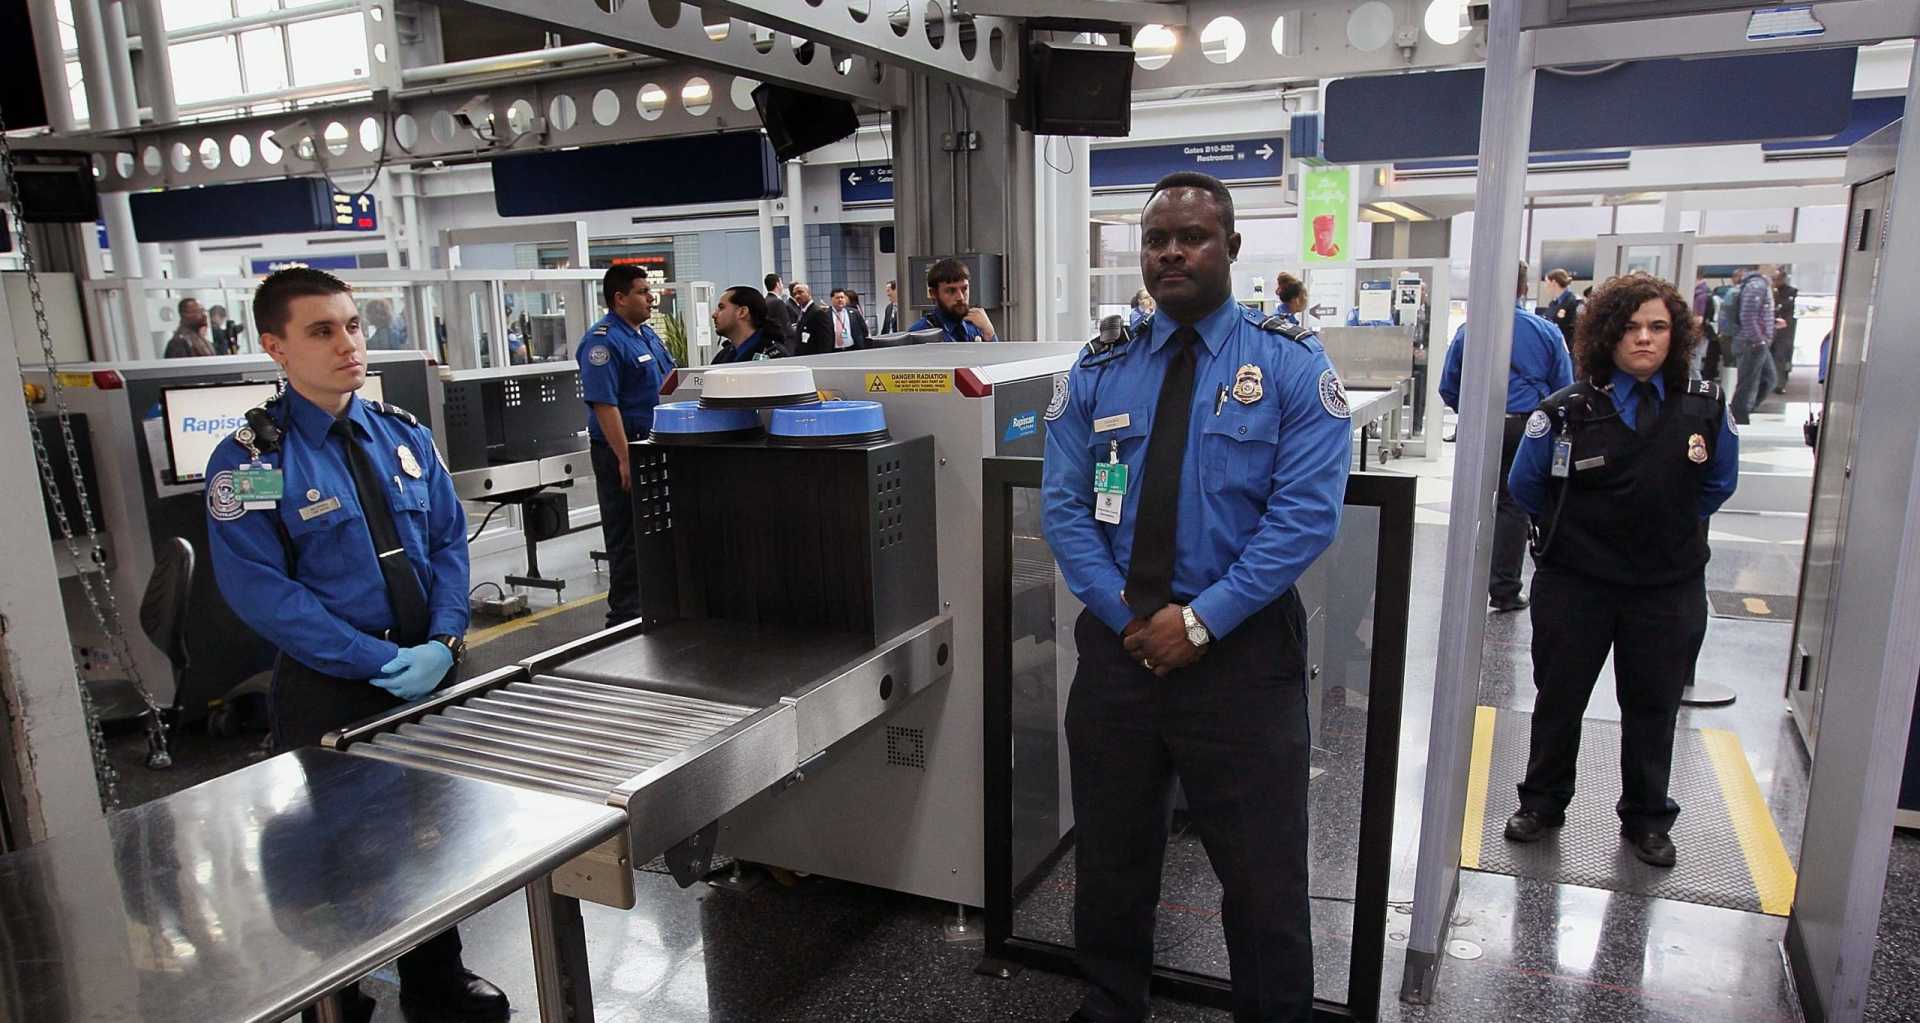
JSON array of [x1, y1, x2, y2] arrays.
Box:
[[957, 0, 1187, 27], [90, 62, 780, 192], [1126, 0, 1484, 94], [695, 0, 1023, 96], [425, 0, 902, 107], [1529, 0, 1920, 66]]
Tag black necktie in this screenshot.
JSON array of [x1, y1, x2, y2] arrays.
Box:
[[1634, 382, 1658, 439], [330, 418, 432, 647], [1124, 327, 1202, 620]]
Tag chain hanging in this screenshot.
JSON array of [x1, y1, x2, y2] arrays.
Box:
[[2, 104, 172, 810]]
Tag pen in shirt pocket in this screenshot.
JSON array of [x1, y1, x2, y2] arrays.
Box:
[[1214, 384, 1227, 416]]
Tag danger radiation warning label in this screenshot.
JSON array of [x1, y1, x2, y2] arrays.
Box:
[[864, 372, 951, 394]]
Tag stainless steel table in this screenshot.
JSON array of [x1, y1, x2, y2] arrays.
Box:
[[0, 747, 625, 1023]]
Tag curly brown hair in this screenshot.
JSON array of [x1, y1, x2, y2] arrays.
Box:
[[1573, 273, 1698, 389]]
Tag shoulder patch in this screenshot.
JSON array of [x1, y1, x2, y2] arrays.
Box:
[[1044, 372, 1071, 422], [587, 344, 612, 367], [207, 470, 246, 521], [590, 324, 610, 336], [1318, 368, 1352, 420], [1525, 409, 1551, 439], [365, 400, 419, 427]]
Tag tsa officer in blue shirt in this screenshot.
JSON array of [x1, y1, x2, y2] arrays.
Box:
[[1438, 262, 1574, 611], [1042, 172, 1352, 1023], [906, 257, 997, 342], [1502, 273, 1738, 870], [203, 268, 507, 1023], [711, 285, 777, 363], [579, 264, 675, 626]]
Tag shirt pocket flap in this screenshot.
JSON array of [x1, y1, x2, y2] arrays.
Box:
[[1202, 404, 1281, 444], [394, 478, 432, 514]]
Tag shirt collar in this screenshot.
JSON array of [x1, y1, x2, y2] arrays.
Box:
[[1149, 297, 1238, 358], [285, 384, 371, 446], [1608, 368, 1665, 404]]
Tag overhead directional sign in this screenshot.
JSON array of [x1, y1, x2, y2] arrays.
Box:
[[331, 191, 378, 232], [250, 254, 361, 274], [1090, 137, 1286, 191], [840, 163, 894, 206]]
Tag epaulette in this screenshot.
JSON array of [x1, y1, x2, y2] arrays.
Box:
[[590, 324, 610, 336], [1685, 379, 1722, 402], [364, 400, 420, 427], [1256, 313, 1312, 343]]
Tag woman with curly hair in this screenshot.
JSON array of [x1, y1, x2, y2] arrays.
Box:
[[1500, 272, 1740, 869]]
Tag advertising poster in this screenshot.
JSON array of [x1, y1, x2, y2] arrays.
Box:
[[1300, 166, 1352, 264]]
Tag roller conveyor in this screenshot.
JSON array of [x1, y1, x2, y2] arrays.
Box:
[[326, 611, 954, 906]]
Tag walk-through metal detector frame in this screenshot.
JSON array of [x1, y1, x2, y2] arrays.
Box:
[[1412, 5, 1920, 1021], [980, 457, 1416, 1021]]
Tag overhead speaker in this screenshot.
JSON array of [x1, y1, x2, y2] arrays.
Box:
[[751, 83, 861, 162], [1017, 40, 1134, 137]]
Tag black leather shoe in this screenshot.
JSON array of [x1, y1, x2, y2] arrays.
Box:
[[1490, 595, 1530, 613], [1503, 809, 1563, 843], [399, 971, 510, 1022], [1624, 829, 1677, 868]]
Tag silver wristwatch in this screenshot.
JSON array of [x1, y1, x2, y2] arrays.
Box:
[[1180, 606, 1210, 648]]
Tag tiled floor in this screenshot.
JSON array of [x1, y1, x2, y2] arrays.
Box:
[[100, 391, 1920, 1023]]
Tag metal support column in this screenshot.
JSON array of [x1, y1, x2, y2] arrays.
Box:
[[1401, 0, 1535, 1004], [130, 0, 178, 123], [1786, 42, 1920, 1023], [757, 200, 777, 283], [101, 2, 140, 128], [785, 162, 808, 289], [25, 0, 75, 133], [526, 874, 595, 1023], [68, 0, 119, 130]]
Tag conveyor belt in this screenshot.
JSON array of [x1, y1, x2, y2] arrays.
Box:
[[332, 614, 954, 906]]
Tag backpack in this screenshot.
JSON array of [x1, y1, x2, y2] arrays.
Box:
[[1714, 284, 1741, 339]]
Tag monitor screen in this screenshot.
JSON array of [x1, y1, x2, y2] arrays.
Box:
[[161, 376, 384, 483]]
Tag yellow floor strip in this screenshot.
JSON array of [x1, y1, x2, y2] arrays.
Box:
[[1460, 705, 1498, 870], [466, 591, 607, 649], [1700, 727, 1798, 915]]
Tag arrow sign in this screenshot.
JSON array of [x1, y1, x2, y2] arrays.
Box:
[[1091, 137, 1287, 190], [329, 191, 378, 233], [839, 163, 893, 205], [846, 170, 862, 186], [1256, 143, 1275, 160]]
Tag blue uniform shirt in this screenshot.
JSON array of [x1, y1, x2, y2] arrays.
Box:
[[578, 312, 674, 440], [1042, 298, 1353, 640], [1508, 369, 1740, 519], [713, 329, 773, 364], [1438, 303, 1574, 414], [907, 309, 986, 343], [204, 387, 470, 680]]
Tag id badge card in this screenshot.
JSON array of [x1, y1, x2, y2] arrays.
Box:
[[1550, 437, 1572, 479], [231, 465, 285, 509], [1093, 461, 1128, 525]]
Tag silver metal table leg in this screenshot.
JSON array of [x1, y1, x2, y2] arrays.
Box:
[[527, 874, 595, 1023], [311, 991, 347, 1023]]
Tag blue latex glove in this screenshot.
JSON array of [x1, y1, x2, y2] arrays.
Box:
[[373, 642, 454, 700]]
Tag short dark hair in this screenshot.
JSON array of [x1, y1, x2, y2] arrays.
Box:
[[603, 265, 650, 308], [1144, 171, 1235, 236], [1574, 273, 1698, 390], [177, 296, 200, 316], [1517, 260, 1531, 299], [886, 279, 896, 289], [926, 257, 969, 293], [208, 304, 227, 317], [721, 285, 767, 329], [1274, 272, 1306, 305], [830, 287, 848, 299], [1547, 268, 1572, 287], [253, 267, 351, 338], [764, 272, 781, 292]]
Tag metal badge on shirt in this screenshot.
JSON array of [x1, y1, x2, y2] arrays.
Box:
[[1687, 433, 1709, 464], [1233, 364, 1264, 404], [397, 444, 423, 479]]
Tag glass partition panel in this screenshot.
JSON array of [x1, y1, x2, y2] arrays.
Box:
[[985, 460, 1414, 1022]]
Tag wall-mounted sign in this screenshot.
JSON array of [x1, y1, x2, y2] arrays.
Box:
[[840, 164, 894, 205], [1090, 137, 1284, 191]]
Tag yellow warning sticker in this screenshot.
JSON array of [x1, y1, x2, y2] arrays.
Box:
[[864, 371, 951, 394], [55, 372, 93, 389]]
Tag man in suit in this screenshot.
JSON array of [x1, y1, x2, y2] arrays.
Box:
[[881, 280, 899, 334], [791, 282, 835, 356], [763, 273, 799, 355], [829, 288, 870, 351]]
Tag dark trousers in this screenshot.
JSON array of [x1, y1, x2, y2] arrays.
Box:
[[271, 656, 466, 1013], [1771, 326, 1796, 387], [1489, 413, 1531, 603], [1516, 567, 1708, 833], [1066, 597, 1313, 1023], [591, 440, 640, 626]]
